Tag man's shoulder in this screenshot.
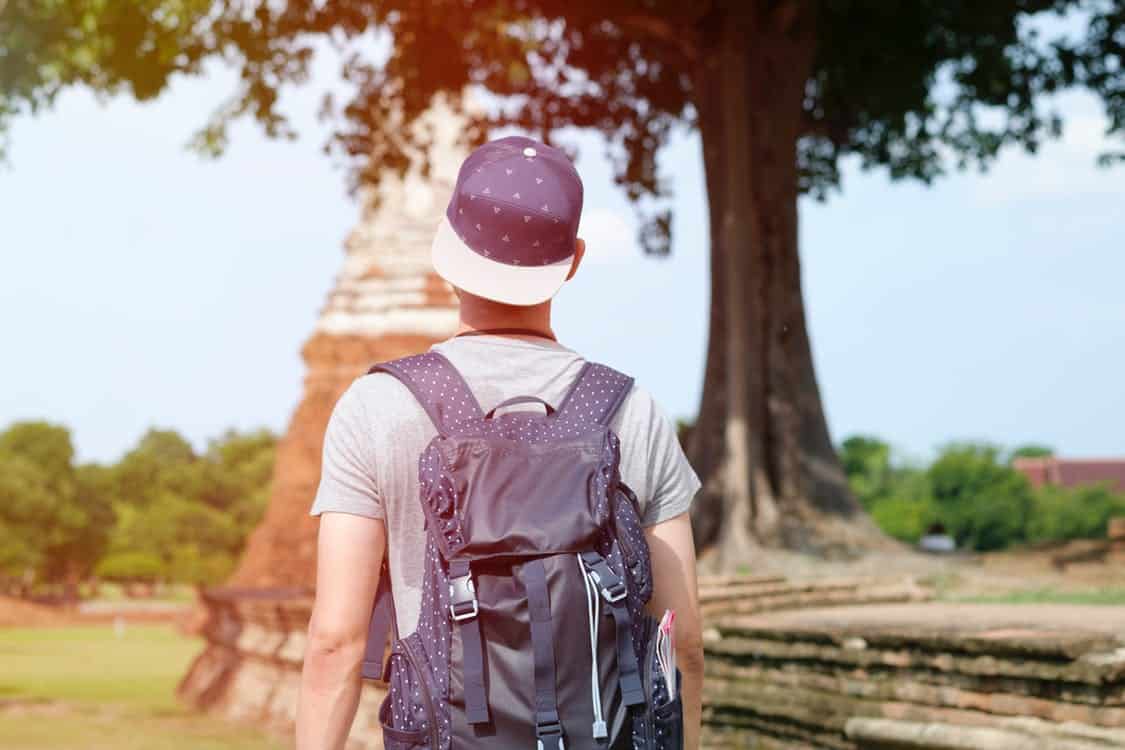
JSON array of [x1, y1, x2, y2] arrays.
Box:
[[613, 378, 665, 431], [338, 368, 427, 426]]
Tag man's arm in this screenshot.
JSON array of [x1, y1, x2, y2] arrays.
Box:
[[296, 512, 386, 750], [644, 511, 705, 750]]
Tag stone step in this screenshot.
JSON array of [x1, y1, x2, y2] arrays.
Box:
[[845, 716, 1125, 750], [702, 579, 928, 618]]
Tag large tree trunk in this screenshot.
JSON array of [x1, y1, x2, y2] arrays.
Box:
[[688, 1, 888, 570]]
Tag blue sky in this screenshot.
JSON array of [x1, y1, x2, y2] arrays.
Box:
[[1, 62, 1122, 466]]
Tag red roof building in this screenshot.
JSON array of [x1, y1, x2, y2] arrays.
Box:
[[1013, 457, 1125, 492]]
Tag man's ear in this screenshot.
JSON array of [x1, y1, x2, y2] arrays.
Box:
[[566, 237, 586, 281]]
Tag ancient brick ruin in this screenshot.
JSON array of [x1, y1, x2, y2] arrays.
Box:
[[701, 583, 1125, 749], [177, 105, 465, 747]]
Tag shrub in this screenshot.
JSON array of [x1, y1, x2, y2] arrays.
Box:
[[95, 551, 164, 583], [868, 496, 936, 543], [1027, 483, 1125, 543], [928, 444, 1033, 551]]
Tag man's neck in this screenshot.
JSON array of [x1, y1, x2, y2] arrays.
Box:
[[455, 294, 555, 340]]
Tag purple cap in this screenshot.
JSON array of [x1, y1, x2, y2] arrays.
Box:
[[431, 135, 584, 305]]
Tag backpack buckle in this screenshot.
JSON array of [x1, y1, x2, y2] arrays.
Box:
[[588, 570, 627, 603], [580, 553, 628, 603], [449, 573, 478, 621], [535, 719, 565, 750]]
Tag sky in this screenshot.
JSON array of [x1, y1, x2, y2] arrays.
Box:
[[1, 55, 1122, 467]]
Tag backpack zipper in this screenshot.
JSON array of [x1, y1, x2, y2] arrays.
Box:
[[402, 637, 440, 748]]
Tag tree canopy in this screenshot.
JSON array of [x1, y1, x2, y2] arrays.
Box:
[[0, 420, 275, 595], [3, 1, 1121, 251], [5, 0, 1122, 562]]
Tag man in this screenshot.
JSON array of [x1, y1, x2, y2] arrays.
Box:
[[296, 135, 705, 750]]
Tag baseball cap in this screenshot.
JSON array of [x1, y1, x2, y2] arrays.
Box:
[[431, 135, 584, 306]]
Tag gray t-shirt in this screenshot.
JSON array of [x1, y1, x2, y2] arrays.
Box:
[[309, 333, 701, 633]]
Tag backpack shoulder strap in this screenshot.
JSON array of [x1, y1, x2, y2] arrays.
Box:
[[361, 349, 482, 683], [360, 559, 396, 682], [554, 361, 635, 428], [367, 350, 484, 435]]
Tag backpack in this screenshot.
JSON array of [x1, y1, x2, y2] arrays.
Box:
[[359, 350, 683, 750]]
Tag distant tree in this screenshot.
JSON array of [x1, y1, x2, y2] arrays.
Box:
[[103, 427, 274, 586], [5, 1, 1123, 567], [838, 436, 892, 508], [0, 421, 113, 597], [1027, 482, 1125, 542], [0, 421, 76, 496], [840, 434, 936, 542], [114, 428, 198, 508], [1010, 444, 1056, 461], [41, 462, 116, 588], [0, 451, 54, 590], [928, 443, 1034, 551], [94, 550, 164, 585], [868, 495, 936, 544], [196, 428, 276, 531]]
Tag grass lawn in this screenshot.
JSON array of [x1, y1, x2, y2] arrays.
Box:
[[0, 624, 287, 750], [943, 587, 1125, 606]]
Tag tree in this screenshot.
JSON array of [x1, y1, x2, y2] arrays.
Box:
[[5, 1, 1122, 567], [839, 435, 893, 509], [1027, 482, 1125, 543], [103, 427, 275, 587], [928, 443, 1033, 551], [0, 421, 114, 597], [1010, 444, 1056, 461]]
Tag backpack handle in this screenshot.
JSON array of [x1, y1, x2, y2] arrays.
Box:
[[485, 396, 556, 419]]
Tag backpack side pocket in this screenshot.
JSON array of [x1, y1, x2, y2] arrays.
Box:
[[611, 481, 653, 604], [639, 613, 684, 750], [651, 667, 684, 750], [378, 636, 437, 749]]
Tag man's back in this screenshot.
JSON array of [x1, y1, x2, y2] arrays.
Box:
[[310, 331, 700, 635], [298, 135, 704, 750]]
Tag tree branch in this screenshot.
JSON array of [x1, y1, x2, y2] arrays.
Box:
[[616, 13, 699, 63]]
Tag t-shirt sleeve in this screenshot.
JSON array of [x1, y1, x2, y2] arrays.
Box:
[[308, 381, 386, 520], [616, 386, 702, 527]]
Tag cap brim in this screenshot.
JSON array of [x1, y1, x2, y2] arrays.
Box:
[[431, 215, 574, 306]]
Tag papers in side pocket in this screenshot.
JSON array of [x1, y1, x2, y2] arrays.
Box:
[[655, 608, 677, 701]]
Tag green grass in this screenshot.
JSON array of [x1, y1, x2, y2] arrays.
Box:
[[942, 587, 1125, 606], [0, 624, 286, 750]]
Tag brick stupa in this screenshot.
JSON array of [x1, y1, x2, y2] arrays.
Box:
[[230, 116, 464, 591], [178, 104, 465, 747]]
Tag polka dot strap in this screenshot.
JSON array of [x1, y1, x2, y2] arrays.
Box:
[[554, 361, 635, 428], [368, 352, 485, 435]]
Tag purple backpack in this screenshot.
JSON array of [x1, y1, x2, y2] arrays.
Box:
[[360, 351, 682, 749]]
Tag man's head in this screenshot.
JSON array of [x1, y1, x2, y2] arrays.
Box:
[[431, 136, 585, 307]]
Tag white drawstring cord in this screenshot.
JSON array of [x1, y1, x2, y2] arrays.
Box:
[[578, 554, 607, 739]]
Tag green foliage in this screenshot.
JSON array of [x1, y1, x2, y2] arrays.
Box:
[[928, 443, 1034, 551], [1027, 482, 1125, 543], [0, 421, 112, 588], [1010, 444, 1055, 461], [95, 551, 164, 583], [842, 434, 1125, 552], [1, 1, 1121, 251], [0, 420, 275, 594], [839, 435, 936, 542], [868, 495, 936, 543], [0, 421, 76, 493], [102, 427, 275, 587], [839, 435, 894, 509]]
